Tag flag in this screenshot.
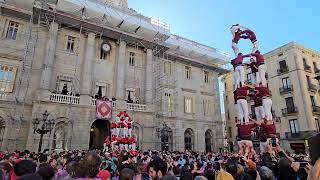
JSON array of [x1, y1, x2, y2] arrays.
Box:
[[96, 100, 112, 119]]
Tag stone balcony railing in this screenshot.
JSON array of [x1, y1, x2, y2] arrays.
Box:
[[126, 103, 147, 112], [49, 94, 80, 104], [48, 94, 149, 112]]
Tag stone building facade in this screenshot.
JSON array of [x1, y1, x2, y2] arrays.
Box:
[[223, 42, 320, 153], [0, 0, 229, 152]]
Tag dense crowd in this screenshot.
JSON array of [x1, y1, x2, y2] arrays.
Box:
[[0, 143, 319, 180]]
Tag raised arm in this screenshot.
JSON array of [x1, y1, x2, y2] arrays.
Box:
[[243, 54, 252, 58], [243, 84, 255, 89]]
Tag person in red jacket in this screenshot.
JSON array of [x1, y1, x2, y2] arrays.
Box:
[[255, 85, 273, 121], [230, 24, 247, 56], [240, 26, 259, 53], [233, 53, 251, 89], [103, 136, 111, 152], [251, 50, 267, 86], [245, 58, 259, 85], [236, 118, 256, 156], [256, 119, 278, 154], [234, 86, 251, 123]]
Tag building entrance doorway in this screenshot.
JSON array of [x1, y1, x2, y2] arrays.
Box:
[[89, 119, 110, 150]]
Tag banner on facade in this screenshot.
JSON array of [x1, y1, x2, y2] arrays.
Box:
[[96, 100, 112, 120]]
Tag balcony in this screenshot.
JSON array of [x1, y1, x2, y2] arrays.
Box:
[[126, 103, 147, 112], [312, 105, 320, 115], [277, 67, 289, 75], [285, 131, 318, 140], [304, 64, 312, 73], [315, 68, 320, 75], [282, 107, 298, 116], [279, 85, 293, 94], [308, 83, 318, 93], [49, 94, 80, 104]]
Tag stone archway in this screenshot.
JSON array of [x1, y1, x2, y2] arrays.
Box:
[[184, 128, 194, 151], [205, 129, 213, 153], [89, 119, 110, 150], [52, 122, 68, 150]]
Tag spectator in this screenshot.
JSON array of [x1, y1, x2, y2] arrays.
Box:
[[258, 166, 274, 180], [149, 157, 168, 180], [77, 152, 102, 180], [14, 160, 37, 179], [0, 162, 12, 180], [119, 168, 135, 180], [36, 163, 55, 180]]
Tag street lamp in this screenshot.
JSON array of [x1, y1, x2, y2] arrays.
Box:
[[32, 110, 55, 153], [156, 123, 171, 151]]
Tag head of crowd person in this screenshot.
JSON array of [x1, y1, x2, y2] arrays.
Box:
[[81, 151, 102, 178], [36, 163, 55, 180], [119, 168, 135, 180], [149, 157, 168, 180], [14, 159, 37, 179]]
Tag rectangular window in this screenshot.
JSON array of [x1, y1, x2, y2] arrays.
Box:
[[126, 89, 135, 103], [303, 58, 307, 65], [164, 61, 172, 75], [129, 52, 135, 66], [185, 66, 191, 79], [100, 46, 108, 60], [204, 71, 209, 83], [289, 119, 299, 134], [164, 93, 174, 112], [6, 20, 19, 40], [55, 75, 74, 95], [285, 97, 295, 111], [313, 62, 318, 72], [0, 65, 17, 92], [282, 77, 291, 88], [228, 127, 232, 138], [184, 96, 194, 113], [95, 82, 109, 99], [66, 36, 76, 53], [310, 96, 316, 106], [316, 118, 320, 132], [279, 60, 287, 69], [203, 99, 212, 116]]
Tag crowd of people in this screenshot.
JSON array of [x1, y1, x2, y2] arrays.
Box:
[[0, 145, 318, 180]]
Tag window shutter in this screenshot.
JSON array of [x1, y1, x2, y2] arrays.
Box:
[[192, 97, 196, 113], [170, 94, 174, 112], [184, 96, 187, 113], [203, 100, 206, 116], [135, 88, 140, 102], [10, 67, 17, 92]]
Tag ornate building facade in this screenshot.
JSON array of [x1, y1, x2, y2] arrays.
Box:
[[0, 0, 229, 152]]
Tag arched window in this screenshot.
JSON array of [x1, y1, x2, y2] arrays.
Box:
[[205, 130, 213, 153], [184, 128, 194, 151]]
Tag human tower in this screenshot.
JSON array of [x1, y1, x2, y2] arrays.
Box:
[[230, 24, 277, 155]]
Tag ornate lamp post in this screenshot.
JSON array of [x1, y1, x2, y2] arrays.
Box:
[[32, 110, 55, 153], [156, 123, 171, 151]]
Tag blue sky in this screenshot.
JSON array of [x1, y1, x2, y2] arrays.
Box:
[[129, 0, 319, 56], [129, 0, 319, 113]]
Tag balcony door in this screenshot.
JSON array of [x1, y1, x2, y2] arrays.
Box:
[[282, 77, 291, 88], [310, 96, 316, 107], [279, 60, 287, 70], [285, 97, 295, 112]]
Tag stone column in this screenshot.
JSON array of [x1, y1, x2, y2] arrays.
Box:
[[115, 41, 127, 100], [40, 22, 58, 90], [145, 49, 153, 104], [81, 32, 95, 96]]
